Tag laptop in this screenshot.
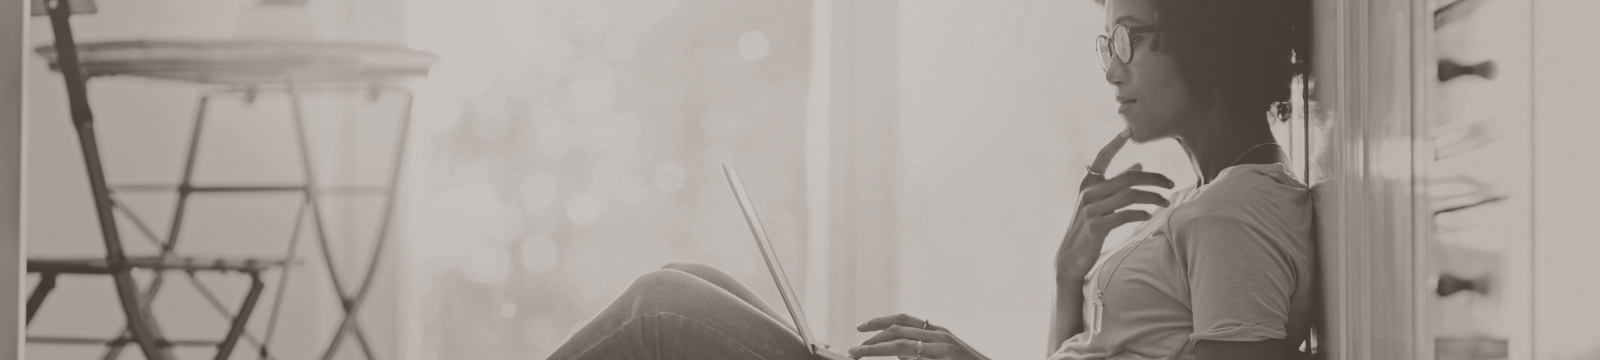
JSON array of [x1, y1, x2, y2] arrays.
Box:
[[722, 163, 853, 360]]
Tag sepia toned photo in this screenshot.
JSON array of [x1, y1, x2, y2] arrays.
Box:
[[1, 0, 1598, 359]]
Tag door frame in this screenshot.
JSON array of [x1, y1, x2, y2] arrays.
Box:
[[1309, 0, 1419, 358]]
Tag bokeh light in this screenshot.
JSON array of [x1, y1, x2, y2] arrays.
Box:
[[565, 191, 608, 226], [739, 30, 771, 62], [653, 162, 688, 193], [518, 170, 560, 219], [459, 243, 511, 284], [405, 0, 810, 358], [520, 234, 561, 274], [701, 142, 736, 171], [500, 303, 518, 319]]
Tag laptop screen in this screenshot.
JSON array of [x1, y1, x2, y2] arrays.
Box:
[[721, 163, 819, 347]]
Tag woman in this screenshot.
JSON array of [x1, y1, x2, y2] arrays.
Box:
[[548, 0, 1313, 358]]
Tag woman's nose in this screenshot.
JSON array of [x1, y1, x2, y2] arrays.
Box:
[[1104, 61, 1129, 85]]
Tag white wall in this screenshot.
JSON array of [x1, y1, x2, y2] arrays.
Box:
[[1532, 0, 1600, 358]]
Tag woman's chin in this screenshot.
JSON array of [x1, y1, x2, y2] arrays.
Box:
[[1123, 125, 1174, 144], [1118, 122, 1153, 143], [1118, 114, 1166, 142], [1126, 131, 1154, 143]]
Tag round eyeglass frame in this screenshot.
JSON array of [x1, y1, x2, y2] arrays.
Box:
[[1095, 24, 1160, 70]]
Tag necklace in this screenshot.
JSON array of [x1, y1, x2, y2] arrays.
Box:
[[1200, 142, 1280, 186], [1089, 142, 1279, 335], [1088, 189, 1199, 335]]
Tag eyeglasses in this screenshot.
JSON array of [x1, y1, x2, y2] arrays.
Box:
[[1095, 24, 1160, 70]]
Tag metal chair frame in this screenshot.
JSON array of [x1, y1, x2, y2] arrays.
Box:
[[26, 1, 418, 359]]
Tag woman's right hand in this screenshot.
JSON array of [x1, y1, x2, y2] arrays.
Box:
[[1055, 131, 1175, 280]]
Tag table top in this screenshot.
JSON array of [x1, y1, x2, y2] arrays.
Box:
[[30, 0, 97, 16], [35, 40, 440, 85]]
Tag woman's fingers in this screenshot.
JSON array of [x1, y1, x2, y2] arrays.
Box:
[[848, 339, 915, 359], [852, 314, 989, 359], [1082, 166, 1173, 202], [857, 313, 948, 333], [1107, 168, 1175, 190], [1089, 131, 1131, 175], [848, 339, 957, 359], [859, 324, 951, 346], [1088, 210, 1154, 235], [1085, 168, 1173, 199], [1081, 163, 1136, 201], [1084, 189, 1170, 217], [1081, 131, 1132, 190], [852, 314, 984, 359]]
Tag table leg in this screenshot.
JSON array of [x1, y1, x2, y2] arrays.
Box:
[[283, 75, 379, 360], [319, 88, 414, 360]]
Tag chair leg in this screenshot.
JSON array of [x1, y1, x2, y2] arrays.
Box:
[[26, 272, 59, 325], [103, 94, 213, 360], [112, 271, 173, 360], [215, 273, 266, 360]]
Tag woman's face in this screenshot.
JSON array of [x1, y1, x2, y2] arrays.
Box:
[[1103, 0, 1197, 142]]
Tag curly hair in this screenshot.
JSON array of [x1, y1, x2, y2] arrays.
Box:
[[1096, 0, 1312, 122]]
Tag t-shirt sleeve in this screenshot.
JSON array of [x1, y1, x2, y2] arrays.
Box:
[[1179, 215, 1295, 342]]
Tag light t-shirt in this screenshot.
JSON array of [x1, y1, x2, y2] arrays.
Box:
[[1049, 163, 1315, 360]]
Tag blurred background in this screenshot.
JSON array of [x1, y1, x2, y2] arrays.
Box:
[[399, 0, 817, 358], [18, 1, 1207, 359], [9, 0, 1600, 359]]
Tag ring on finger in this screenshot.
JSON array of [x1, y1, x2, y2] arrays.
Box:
[[916, 340, 924, 357], [921, 319, 930, 330], [1085, 166, 1105, 177]]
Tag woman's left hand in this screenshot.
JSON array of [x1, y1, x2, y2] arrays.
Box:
[[849, 313, 991, 360]]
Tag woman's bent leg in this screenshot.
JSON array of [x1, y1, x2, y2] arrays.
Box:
[[660, 262, 794, 331], [547, 269, 815, 360]]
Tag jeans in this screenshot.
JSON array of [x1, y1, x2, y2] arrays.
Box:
[[548, 263, 826, 360]]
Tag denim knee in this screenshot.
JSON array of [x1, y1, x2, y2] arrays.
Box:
[[660, 262, 727, 279], [631, 268, 701, 292], [660, 261, 705, 272]]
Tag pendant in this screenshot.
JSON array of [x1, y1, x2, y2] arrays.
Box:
[[1092, 292, 1104, 335]]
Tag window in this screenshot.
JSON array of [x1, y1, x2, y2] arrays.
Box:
[[400, 1, 812, 358]]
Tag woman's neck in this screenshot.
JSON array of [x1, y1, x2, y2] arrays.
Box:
[[1177, 114, 1282, 185]]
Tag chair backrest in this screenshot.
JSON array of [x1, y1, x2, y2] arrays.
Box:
[[30, 3, 185, 359], [35, 0, 133, 268]]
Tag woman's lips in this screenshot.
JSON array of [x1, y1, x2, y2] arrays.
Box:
[[1117, 99, 1136, 113]]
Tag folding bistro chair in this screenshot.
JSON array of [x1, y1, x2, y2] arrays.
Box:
[[23, 0, 437, 359], [22, 1, 291, 360]]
